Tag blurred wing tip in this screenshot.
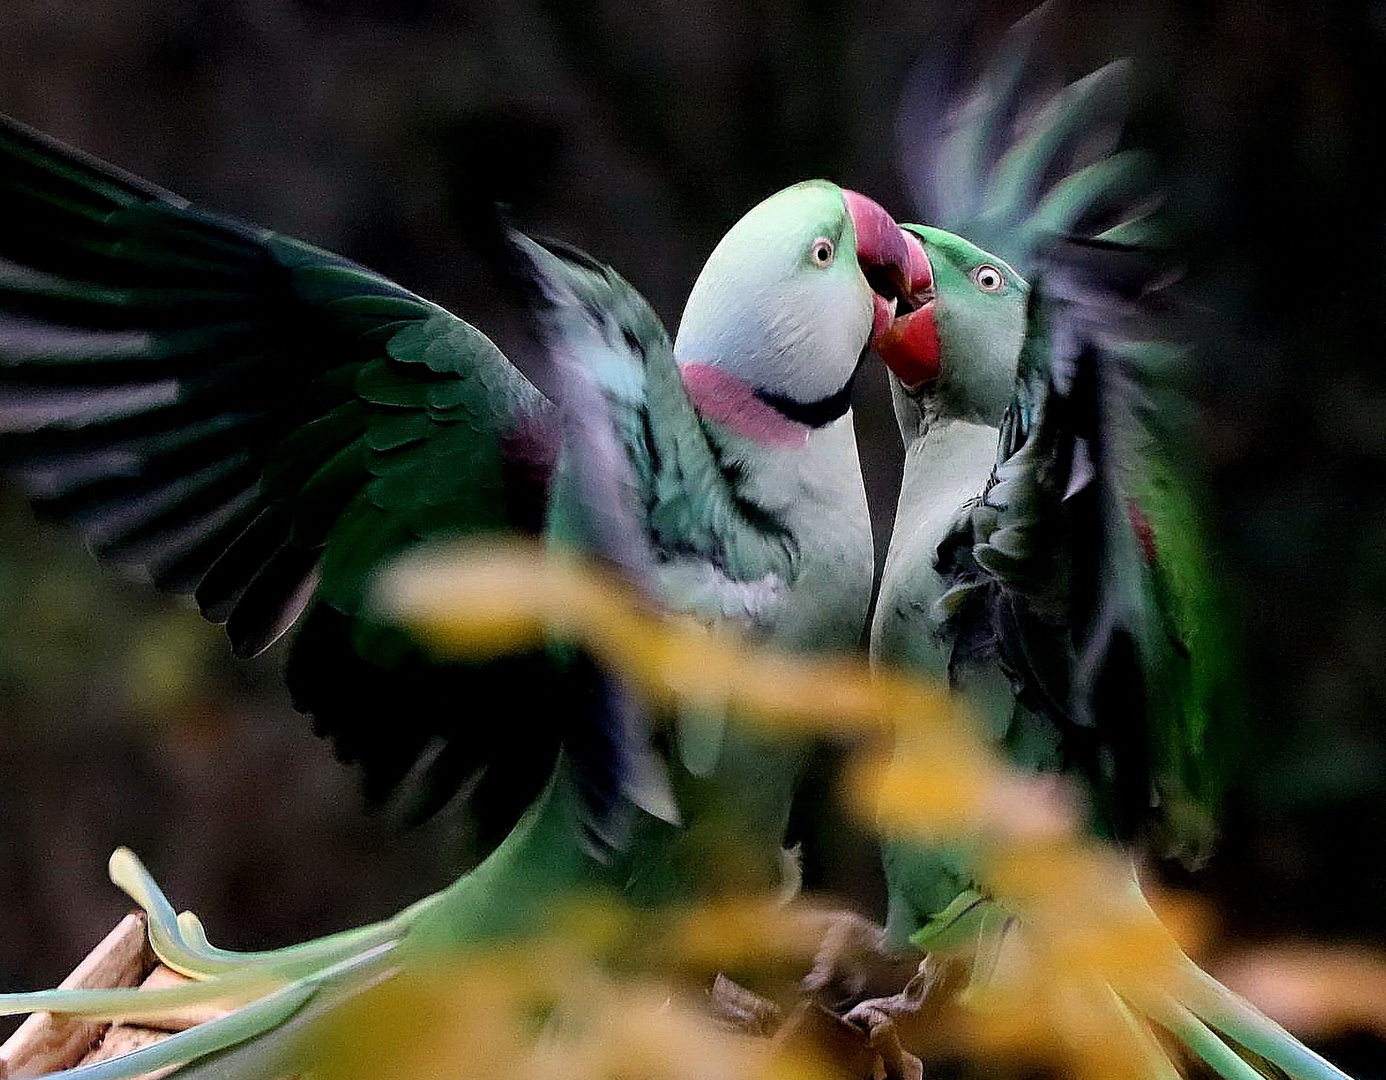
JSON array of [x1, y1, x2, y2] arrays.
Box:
[[1037, 234, 1181, 298], [1013, 0, 1059, 34], [0, 111, 189, 208]]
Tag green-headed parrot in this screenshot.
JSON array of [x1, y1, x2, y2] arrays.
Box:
[[0, 113, 931, 1077], [848, 9, 1354, 1080]]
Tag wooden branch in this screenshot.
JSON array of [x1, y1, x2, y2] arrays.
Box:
[[0, 913, 155, 1079]]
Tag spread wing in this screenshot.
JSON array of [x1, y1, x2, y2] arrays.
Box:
[[0, 114, 794, 841], [934, 240, 1235, 857], [0, 113, 561, 835], [896, 1, 1161, 278], [0, 115, 549, 639], [892, 12, 1236, 856]]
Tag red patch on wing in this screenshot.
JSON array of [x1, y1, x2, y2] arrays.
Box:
[[500, 413, 560, 532], [1127, 498, 1159, 567]]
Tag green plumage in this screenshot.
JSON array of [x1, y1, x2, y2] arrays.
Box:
[[1, 117, 892, 1079], [0, 115, 843, 834], [877, 6, 1233, 943], [859, 8, 1347, 1080], [915, 253, 1231, 854], [870, 10, 1346, 1080]]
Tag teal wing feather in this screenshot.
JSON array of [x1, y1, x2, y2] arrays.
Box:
[[508, 234, 797, 587], [900, 242, 1296, 1076], [882, 18, 1341, 1078], [892, 4, 1233, 854]]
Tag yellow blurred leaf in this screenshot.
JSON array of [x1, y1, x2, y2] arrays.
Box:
[[370, 542, 1278, 1080]]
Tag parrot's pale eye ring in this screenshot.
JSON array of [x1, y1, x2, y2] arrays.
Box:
[[810, 237, 835, 266], [972, 264, 1005, 292]]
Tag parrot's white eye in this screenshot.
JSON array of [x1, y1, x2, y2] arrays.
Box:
[[810, 237, 835, 267], [971, 264, 1005, 292]]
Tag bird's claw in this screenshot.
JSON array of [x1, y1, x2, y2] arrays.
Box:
[[862, 1018, 923, 1080], [838, 992, 925, 1080], [839, 957, 965, 1080], [798, 911, 953, 1078], [802, 911, 915, 1010], [707, 973, 783, 1036], [709, 912, 962, 1080]]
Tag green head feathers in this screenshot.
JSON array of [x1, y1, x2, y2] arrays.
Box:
[[889, 225, 1029, 435]]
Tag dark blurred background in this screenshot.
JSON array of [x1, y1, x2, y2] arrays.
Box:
[[3, 0, 1386, 1071]]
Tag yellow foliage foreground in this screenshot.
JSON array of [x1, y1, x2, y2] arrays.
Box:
[[310, 906, 833, 1080], [337, 541, 1330, 1080]]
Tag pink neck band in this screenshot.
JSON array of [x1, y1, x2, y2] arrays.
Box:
[[679, 362, 810, 448]]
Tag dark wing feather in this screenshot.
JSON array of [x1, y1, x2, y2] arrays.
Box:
[[894, 5, 1229, 855], [934, 239, 1233, 857], [1, 114, 797, 843], [0, 114, 590, 834]]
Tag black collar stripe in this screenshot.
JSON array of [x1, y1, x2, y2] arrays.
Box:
[[754, 371, 857, 429]]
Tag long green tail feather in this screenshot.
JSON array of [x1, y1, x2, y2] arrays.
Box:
[[1175, 960, 1353, 1080], [2, 769, 598, 1075], [35, 979, 321, 1080], [0, 848, 440, 1027], [149, 960, 400, 1080], [911, 885, 1350, 1080], [0, 972, 275, 1021], [33, 937, 399, 1080], [1140, 994, 1271, 1080], [106, 847, 437, 981], [170, 894, 444, 973], [106, 846, 237, 979], [1111, 991, 1186, 1080]]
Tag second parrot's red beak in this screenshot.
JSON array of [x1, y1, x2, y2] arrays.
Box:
[[842, 193, 941, 388]]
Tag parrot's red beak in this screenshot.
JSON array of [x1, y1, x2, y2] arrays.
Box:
[[842, 192, 941, 388], [873, 234, 941, 389]]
